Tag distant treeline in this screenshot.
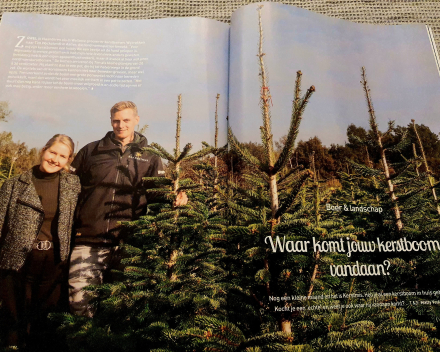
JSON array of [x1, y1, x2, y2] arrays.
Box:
[[231, 122, 440, 183], [0, 131, 39, 184], [1, 122, 439, 188]]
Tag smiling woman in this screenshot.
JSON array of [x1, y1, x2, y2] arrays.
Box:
[[0, 134, 81, 351], [40, 138, 72, 173]]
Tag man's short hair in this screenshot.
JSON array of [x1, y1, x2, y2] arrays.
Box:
[[110, 101, 138, 118]]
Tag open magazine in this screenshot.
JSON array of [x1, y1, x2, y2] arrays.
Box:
[[1, 2, 440, 351]]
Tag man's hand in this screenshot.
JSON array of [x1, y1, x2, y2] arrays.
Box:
[[174, 191, 188, 206]]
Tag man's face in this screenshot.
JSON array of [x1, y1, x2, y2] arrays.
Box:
[[111, 108, 139, 141]]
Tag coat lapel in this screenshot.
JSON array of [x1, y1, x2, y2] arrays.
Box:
[[58, 172, 70, 231], [17, 170, 44, 213], [58, 172, 73, 259]]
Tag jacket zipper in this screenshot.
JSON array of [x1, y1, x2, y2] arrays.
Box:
[[106, 153, 122, 234]]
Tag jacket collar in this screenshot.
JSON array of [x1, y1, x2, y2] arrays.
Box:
[[97, 131, 148, 152], [18, 167, 70, 184], [18, 168, 34, 184]]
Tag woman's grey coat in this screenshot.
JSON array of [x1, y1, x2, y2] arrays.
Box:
[[0, 169, 81, 271]]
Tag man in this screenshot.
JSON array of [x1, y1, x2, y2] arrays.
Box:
[[69, 101, 185, 316]]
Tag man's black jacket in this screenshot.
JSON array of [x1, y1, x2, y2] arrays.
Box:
[[71, 131, 164, 245]]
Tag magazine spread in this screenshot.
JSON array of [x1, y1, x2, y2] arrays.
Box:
[[1, 2, 440, 351]]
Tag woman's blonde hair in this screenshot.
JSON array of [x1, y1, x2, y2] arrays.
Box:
[[41, 134, 75, 171]]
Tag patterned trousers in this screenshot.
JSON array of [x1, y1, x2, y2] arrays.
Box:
[[68, 245, 121, 317]]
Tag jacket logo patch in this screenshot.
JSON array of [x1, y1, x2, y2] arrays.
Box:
[[129, 155, 149, 162]]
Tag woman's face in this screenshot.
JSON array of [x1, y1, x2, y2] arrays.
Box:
[[39, 142, 71, 173]]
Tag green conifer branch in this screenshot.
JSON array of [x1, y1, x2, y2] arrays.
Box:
[[273, 80, 315, 175], [277, 165, 304, 187], [276, 169, 312, 218], [228, 127, 262, 169], [143, 177, 173, 185], [347, 159, 382, 177], [348, 133, 376, 147], [175, 143, 193, 162], [183, 146, 215, 162], [386, 130, 410, 153], [144, 144, 175, 162]]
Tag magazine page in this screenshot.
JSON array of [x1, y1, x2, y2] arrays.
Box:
[[0, 13, 229, 154], [0, 12, 233, 351], [227, 2, 440, 349]]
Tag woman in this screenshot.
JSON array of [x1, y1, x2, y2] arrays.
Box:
[[0, 134, 80, 350]]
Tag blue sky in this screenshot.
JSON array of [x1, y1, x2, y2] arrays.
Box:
[[2, 5, 439, 152], [0, 13, 229, 151], [228, 3, 440, 147]]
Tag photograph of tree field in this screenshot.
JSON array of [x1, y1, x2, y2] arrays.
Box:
[[2, 3, 440, 352]]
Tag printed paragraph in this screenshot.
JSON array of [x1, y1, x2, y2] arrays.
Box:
[[5, 36, 146, 90]]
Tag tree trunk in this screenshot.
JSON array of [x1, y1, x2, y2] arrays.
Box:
[[280, 317, 292, 333], [307, 252, 320, 298], [380, 148, 403, 231], [361, 67, 403, 231], [269, 174, 279, 220], [168, 95, 182, 281], [412, 120, 440, 215]]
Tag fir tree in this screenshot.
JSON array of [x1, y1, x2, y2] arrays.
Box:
[[226, 4, 315, 335], [343, 68, 440, 234], [228, 5, 315, 227], [358, 67, 404, 231]]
